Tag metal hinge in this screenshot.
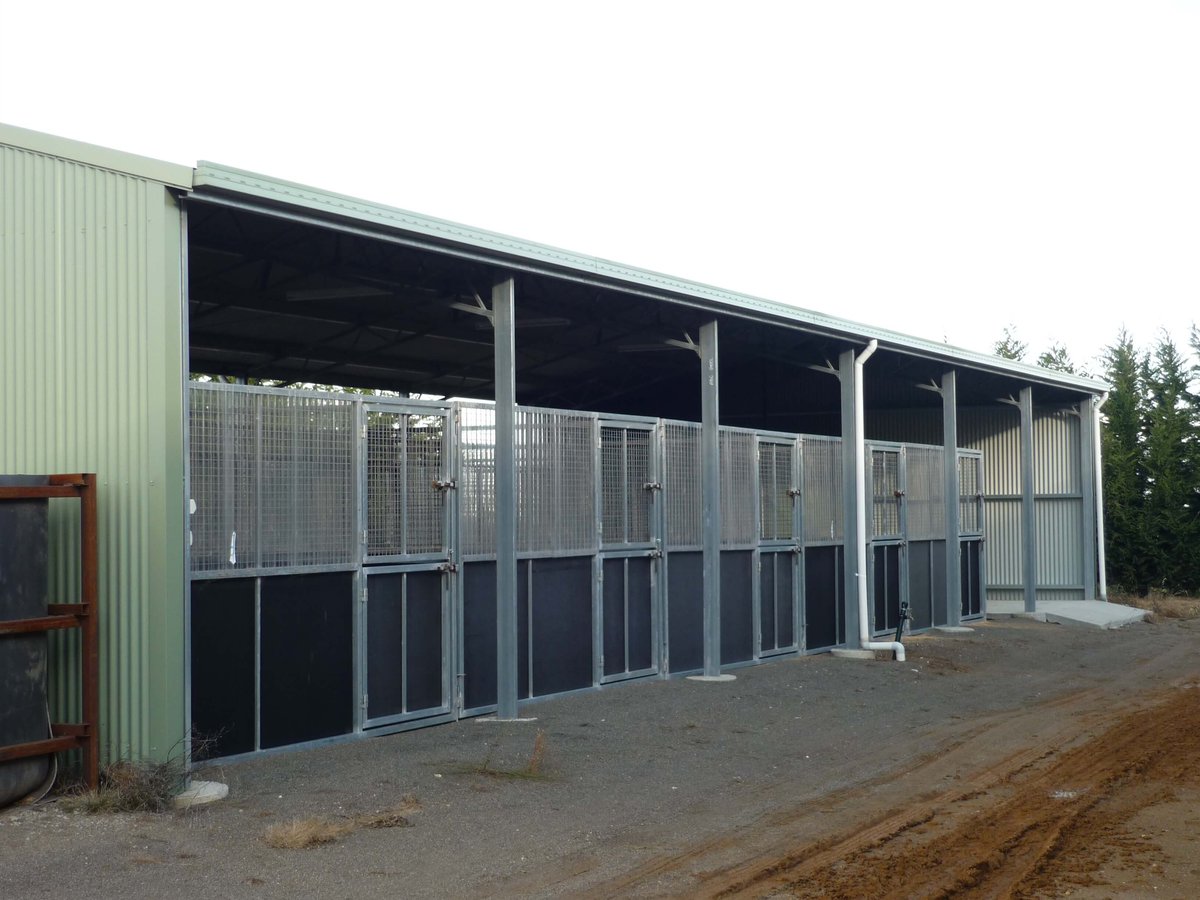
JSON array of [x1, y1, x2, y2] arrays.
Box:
[[433, 478, 457, 491], [361, 694, 369, 714]]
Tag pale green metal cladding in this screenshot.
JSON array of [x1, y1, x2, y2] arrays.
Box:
[[0, 125, 191, 763]]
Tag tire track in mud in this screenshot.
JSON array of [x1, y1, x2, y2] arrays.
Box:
[[712, 682, 1200, 899], [562, 671, 1199, 900]]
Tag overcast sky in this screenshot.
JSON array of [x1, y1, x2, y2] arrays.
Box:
[[2, 1, 1197, 374]]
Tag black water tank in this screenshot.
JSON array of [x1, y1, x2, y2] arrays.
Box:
[[0, 475, 52, 808]]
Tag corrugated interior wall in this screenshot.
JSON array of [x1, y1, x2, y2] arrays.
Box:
[[868, 404, 1089, 599], [0, 143, 186, 762]]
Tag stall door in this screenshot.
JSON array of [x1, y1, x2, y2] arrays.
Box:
[[599, 422, 660, 682], [362, 404, 455, 726]]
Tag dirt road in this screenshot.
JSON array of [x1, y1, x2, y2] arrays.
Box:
[[3, 616, 1198, 899]]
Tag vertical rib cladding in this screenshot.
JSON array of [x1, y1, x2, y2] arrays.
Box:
[[959, 407, 1021, 495], [1, 145, 185, 762], [985, 499, 1023, 586], [1036, 498, 1083, 586], [1034, 411, 1081, 494]]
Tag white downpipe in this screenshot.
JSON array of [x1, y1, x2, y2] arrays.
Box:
[[1094, 392, 1109, 601], [854, 340, 906, 662]]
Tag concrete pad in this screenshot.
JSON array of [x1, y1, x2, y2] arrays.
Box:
[[686, 674, 737, 682], [829, 648, 877, 660], [934, 626, 975, 634], [987, 599, 1146, 629], [174, 780, 228, 809], [475, 716, 538, 723]]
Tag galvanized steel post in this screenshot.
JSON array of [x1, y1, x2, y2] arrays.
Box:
[[1019, 387, 1037, 613], [942, 371, 962, 625], [839, 349, 861, 644], [494, 278, 519, 719], [700, 321, 722, 677], [1079, 398, 1098, 601]]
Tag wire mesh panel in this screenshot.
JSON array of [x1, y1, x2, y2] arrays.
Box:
[[871, 448, 902, 539], [905, 445, 946, 540], [663, 422, 702, 549], [189, 386, 258, 573], [365, 409, 448, 559], [458, 403, 497, 557], [803, 437, 843, 544], [258, 392, 357, 568], [516, 408, 597, 554], [720, 429, 757, 546], [458, 403, 597, 557], [958, 453, 983, 535], [600, 426, 653, 546], [758, 440, 796, 541], [189, 384, 356, 573]]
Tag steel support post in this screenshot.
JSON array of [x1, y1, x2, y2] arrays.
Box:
[[942, 371, 962, 625], [493, 278, 519, 719], [1019, 387, 1037, 613], [1079, 399, 1098, 601], [839, 349, 861, 644], [1092, 396, 1109, 600], [700, 321, 722, 677]]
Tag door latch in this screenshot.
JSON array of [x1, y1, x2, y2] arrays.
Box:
[[647, 548, 663, 560], [433, 479, 457, 492], [643, 481, 662, 492]]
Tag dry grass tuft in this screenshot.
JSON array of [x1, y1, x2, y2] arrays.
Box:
[[262, 817, 353, 849], [262, 797, 422, 849], [1112, 590, 1200, 621], [61, 759, 186, 814]]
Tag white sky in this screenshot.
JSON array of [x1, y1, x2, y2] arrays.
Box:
[[2, 1, 1197, 374]]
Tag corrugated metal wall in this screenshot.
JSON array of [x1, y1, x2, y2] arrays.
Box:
[[960, 406, 1086, 598], [1, 141, 187, 762]]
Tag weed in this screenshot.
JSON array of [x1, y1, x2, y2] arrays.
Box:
[[455, 730, 553, 781], [261, 797, 421, 850]]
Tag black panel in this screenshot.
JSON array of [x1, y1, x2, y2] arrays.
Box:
[[887, 544, 901, 630], [366, 573, 405, 719], [804, 546, 840, 650], [961, 540, 982, 616], [190, 578, 256, 758], [777, 554, 795, 648], [907, 541, 933, 631], [602, 558, 626, 677], [462, 562, 497, 710], [931, 541, 948, 627], [530, 556, 592, 697], [667, 552, 703, 672], [873, 545, 888, 632], [518, 560, 530, 700], [405, 571, 444, 712], [872, 544, 903, 633], [721, 551, 754, 665], [760, 552, 777, 652], [626, 556, 653, 672], [260, 573, 353, 749], [0, 479, 51, 802]]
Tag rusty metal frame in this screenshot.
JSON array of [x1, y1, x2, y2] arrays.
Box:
[[0, 474, 100, 789]]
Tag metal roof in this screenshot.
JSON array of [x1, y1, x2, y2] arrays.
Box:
[[192, 161, 1108, 396], [0, 123, 192, 190]]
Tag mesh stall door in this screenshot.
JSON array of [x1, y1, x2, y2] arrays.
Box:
[[365, 408, 450, 562], [871, 449, 902, 539]]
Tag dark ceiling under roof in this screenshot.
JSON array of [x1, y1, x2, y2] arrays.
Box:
[[185, 197, 1092, 435]]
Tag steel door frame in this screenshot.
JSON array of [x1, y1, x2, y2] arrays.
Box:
[[755, 434, 803, 658], [359, 398, 460, 728], [596, 416, 662, 685]]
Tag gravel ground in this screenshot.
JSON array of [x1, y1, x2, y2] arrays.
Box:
[[2, 616, 1196, 899]]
